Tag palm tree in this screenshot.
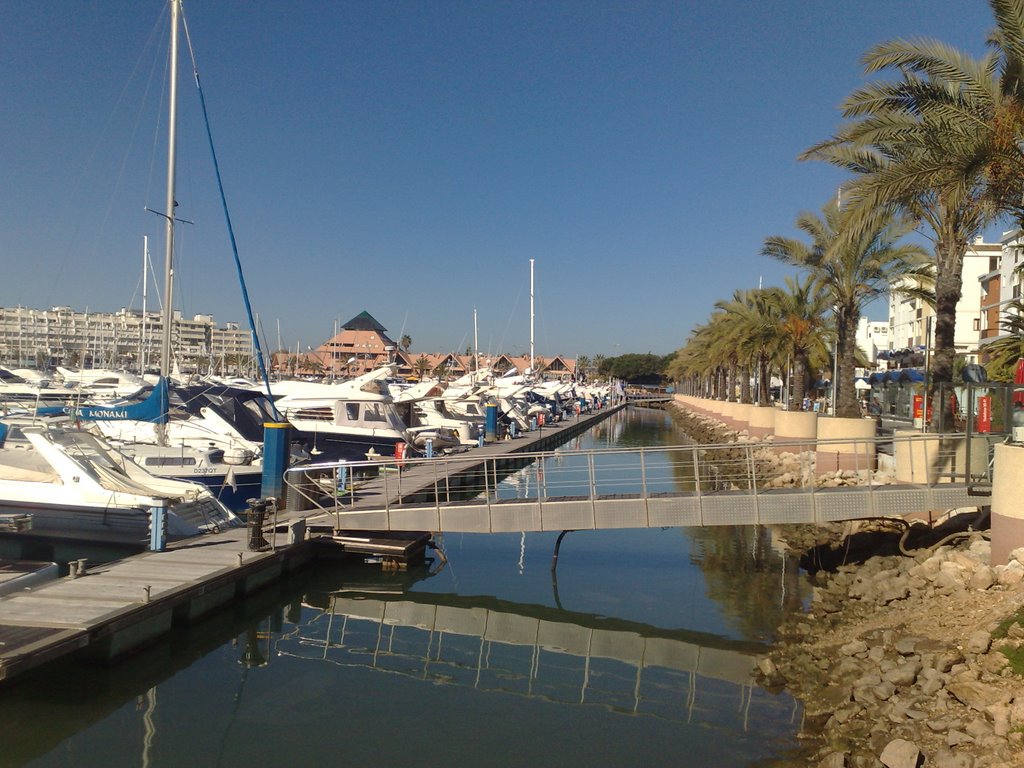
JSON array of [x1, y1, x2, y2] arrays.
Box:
[[981, 300, 1024, 381], [399, 334, 412, 353], [710, 289, 786, 405], [413, 355, 431, 380], [801, 2, 1024, 401], [575, 354, 591, 381], [763, 201, 928, 418], [768, 275, 833, 405]]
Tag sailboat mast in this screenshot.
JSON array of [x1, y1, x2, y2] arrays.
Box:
[[159, 0, 180, 380], [473, 306, 479, 374], [140, 235, 148, 373], [529, 258, 535, 374]]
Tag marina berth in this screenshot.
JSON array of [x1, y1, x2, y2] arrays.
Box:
[[272, 364, 414, 462], [0, 423, 239, 545], [390, 378, 483, 447]]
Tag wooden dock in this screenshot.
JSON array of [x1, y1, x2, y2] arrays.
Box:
[[0, 526, 314, 685], [0, 403, 627, 687]]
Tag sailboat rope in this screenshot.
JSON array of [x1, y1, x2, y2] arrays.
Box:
[[179, 5, 281, 420]]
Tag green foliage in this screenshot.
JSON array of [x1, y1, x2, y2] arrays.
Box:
[[999, 645, 1024, 676], [993, 605, 1024, 639], [597, 352, 672, 384]]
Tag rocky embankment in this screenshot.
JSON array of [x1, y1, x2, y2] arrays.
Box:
[[760, 537, 1024, 768], [668, 403, 1024, 767], [667, 404, 895, 490]]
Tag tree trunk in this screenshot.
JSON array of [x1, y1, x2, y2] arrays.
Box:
[[792, 353, 809, 405], [931, 237, 966, 430], [836, 310, 861, 419], [757, 355, 770, 406], [727, 360, 737, 402], [740, 364, 752, 404]]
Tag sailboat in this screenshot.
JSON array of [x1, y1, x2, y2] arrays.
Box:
[[52, 0, 294, 511], [0, 0, 244, 542]]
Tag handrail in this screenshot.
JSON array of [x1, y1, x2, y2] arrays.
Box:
[[281, 430, 997, 527]]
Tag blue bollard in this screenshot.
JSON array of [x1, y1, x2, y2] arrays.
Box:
[[337, 464, 348, 493], [149, 499, 168, 552], [425, 438, 434, 459], [509, 420, 518, 438], [262, 422, 292, 502], [485, 402, 498, 441], [477, 428, 485, 448], [530, 416, 537, 431]]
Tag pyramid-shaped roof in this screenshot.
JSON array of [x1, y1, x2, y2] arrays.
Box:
[[342, 311, 387, 333]]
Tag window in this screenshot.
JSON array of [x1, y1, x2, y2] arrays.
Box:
[[974, 318, 980, 331], [144, 456, 197, 467], [363, 403, 386, 422], [345, 403, 360, 421]]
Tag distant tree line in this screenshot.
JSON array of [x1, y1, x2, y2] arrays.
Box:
[[596, 353, 673, 385]]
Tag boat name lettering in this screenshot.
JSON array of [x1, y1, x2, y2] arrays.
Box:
[[63, 407, 130, 418]]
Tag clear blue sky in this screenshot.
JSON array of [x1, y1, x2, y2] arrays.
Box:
[[0, 0, 1005, 361]]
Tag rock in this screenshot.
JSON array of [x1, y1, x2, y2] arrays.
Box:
[[757, 656, 778, 678], [995, 561, 1024, 586], [946, 729, 973, 746], [966, 630, 992, 655], [842, 640, 869, 657], [806, 685, 854, 718], [873, 681, 896, 701], [1006, 546, 1024, 565], [969, 566, 995, 591], [895, 637, 922, 656], [819, 752, 848, 768], [987, 702, 1010, 736], [879, 738, 923, 768], [883, 661, 921, 687], [930, 749, 975, 768], [947, 678, 1004, 711]]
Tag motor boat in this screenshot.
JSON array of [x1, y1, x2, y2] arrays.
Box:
[[0, 422, 240, 545]]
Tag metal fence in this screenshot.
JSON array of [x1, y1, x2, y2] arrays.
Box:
[[282, 430, 1000, 532]]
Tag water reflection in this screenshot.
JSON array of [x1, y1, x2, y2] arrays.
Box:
[[3, 407, 810, 768], [277, 580, 798, 732]]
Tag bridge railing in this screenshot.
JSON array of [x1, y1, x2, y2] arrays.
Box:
[[283, 431, 1001, 528]]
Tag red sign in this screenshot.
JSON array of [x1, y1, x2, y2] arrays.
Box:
[[977, 396, 992, 433], [913, 395, 924, 420]]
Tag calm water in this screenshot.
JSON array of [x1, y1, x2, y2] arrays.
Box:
[[1, 407, 811, 768]]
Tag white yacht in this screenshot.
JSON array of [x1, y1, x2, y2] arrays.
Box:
[[273, 365, 413, 462], [0, 423, 240, 545]]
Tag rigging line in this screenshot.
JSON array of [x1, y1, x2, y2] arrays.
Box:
[[46, 6, 167, 310], [497, 283, 523, 353], [180, 6, 280, 419]]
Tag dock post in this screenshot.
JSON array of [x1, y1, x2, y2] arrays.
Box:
[[486, 401, 498, 441], [262, 421, 292, 502], [149, 499, 168, 552], [426, 438, 434, 459]]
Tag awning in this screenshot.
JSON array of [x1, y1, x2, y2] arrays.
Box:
[[898, 368, 925, 383]]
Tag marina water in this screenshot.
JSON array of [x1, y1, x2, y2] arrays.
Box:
[[2, 407, 812, 767]]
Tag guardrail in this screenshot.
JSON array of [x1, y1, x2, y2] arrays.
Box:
[[282, 431, 1003, 532]]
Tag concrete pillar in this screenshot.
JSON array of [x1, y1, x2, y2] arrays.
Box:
[[747, 405, 776, 437], [992, 442, 1024, 564], [774, 410, 818, 453], [816, 416, 876, 474], [893, 431, 991, 484]]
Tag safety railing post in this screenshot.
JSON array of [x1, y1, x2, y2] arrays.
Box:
[[639, 448, 648, 498], [588, 450, 597, 528], [748, 444, 759, 525]]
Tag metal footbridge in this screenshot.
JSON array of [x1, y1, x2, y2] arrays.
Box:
[[284, 431, 996, 535]]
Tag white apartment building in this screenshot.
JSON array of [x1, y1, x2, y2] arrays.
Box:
[[855, 317, 890, 368], [0, 305, 252, 372], [888, 237, 1000, 364]]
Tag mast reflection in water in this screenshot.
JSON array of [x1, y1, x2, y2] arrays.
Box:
[[4, 407, 811, 768]]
